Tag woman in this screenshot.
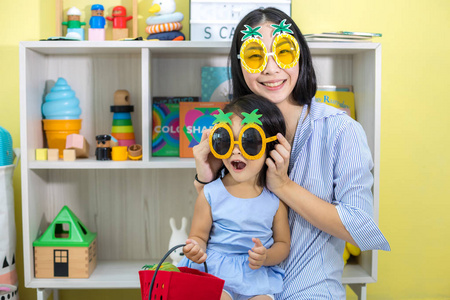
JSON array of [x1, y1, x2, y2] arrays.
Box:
[[193, 7, 390, 299]]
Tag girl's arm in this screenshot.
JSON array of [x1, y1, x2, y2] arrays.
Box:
[[266, 133, 357, 246], [192, 129, 223, 194], [248, 201, 290, 269], [183, 191, 213, 264]]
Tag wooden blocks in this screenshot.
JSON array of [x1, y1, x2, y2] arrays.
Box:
[[35, 148, 48, 160], [47, 149, 59, 161], [63, 149, 76, 161], [66, 134, 89, 158]]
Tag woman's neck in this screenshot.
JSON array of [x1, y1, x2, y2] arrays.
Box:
[[277, 100, 304, 145]]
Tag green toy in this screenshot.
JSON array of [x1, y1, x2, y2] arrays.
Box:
[[142, 262, 180, 272], [33, 205, 96, 248]]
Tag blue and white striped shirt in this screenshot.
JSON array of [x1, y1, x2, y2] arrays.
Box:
[[276, 101, 390, 300]]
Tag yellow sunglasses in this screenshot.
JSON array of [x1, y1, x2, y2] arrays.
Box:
[[238, 33, 300, 74], [208, 109, 277, 160]]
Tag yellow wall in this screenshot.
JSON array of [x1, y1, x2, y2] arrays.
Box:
[[1, 0, 449, 299]]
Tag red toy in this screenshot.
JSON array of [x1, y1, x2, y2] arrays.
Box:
[[106, 6, 132, 29]]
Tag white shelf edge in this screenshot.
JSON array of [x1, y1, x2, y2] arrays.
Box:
[[342, 263, 376, 284], [25, 260, 374, 289], [28, 157, 196, 169], [26, 260, 155, 289]]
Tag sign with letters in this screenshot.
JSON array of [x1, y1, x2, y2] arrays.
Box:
[[190, 1, 291, 41]]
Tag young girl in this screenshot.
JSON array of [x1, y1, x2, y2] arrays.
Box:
[[178, 94, 290, 300]]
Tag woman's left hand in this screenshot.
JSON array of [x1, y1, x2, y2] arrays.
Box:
[[248, 238, 267, 269], [266, 133, 291, 194]]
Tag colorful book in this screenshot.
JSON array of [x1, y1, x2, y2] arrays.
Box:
[[314, 90, 356, 119], [201, 66, 232, 102], [152, 103, 180, 157], [153, 96, 200, 104], [179, 102, 226, 158]]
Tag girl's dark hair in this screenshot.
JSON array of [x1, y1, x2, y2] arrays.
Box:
[[218, 94, 286, 187], [229, 7, 317, 106]]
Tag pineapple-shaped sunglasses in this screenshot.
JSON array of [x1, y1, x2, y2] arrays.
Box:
[[209, 109, 278, 160], [238, 19, 300, 74]]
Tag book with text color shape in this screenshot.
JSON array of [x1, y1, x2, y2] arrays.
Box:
[[201, 66, 232, 102], [152, 103, 179, 156], [153, 96, 200, 104], [314, 91, 356, 119], [179, 102, 226, 158]]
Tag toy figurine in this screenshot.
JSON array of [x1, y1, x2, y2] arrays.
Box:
[[106, 6, 133, 40], [89, 4, 106, 41], [146, 0, 185, 40], [110, 90, 136, 147], [168, 217, 188, 265], [95, 134, 112, 160], [62, 7, 85, 40]]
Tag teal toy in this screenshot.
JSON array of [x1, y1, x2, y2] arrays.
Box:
[[0, 126, 14, 166]]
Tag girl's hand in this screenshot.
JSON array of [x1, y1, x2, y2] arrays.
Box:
[[266, 133, 292, 194], [183, 239, 207, 264], [248, 238, 267, 270], [193, 129, 223, 183]]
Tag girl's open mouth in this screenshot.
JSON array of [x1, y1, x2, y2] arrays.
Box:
[[231, 160, 246, 170]]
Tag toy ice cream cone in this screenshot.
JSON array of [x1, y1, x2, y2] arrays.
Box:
[[42, 78, 82, 158]]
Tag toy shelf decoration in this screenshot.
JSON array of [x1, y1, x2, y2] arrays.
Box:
[[56, 0, 138, 39], [33, 206, 97, 278]]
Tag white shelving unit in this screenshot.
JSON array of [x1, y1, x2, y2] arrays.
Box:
[[19, 41, 381, 300]]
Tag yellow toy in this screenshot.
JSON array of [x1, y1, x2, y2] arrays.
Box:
[[343, 242, 361, 265]]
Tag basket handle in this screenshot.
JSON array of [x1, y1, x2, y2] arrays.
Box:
[[148, 243, 208, 300]]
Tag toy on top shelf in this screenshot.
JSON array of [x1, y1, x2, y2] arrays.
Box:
[[62, 7, 85, 40], [33, 206, 97, 278], [110, 90, 136, 147], [146, 0, 185, 41], [41, 78, 82, 158], [106, 6, 133, 40], [95, 134, 112, 161], [89, 4, 106, 41]]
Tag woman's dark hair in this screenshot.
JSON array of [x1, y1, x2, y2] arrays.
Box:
[[218, 94, 286, 187], [229, 7, 317, 106]]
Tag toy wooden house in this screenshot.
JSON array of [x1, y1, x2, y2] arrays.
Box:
[[33, 206, 97, 278]]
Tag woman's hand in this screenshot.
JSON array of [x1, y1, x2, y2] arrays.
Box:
[[183, 239, 207, 264], [248, 238, 267, 270], [266, 133, 292, 194], [193, 129, 223, 183]]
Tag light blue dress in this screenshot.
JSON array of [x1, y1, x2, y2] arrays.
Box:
[[178, 178, 284, 296]]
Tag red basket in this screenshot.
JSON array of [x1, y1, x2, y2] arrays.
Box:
[[139, 245, 224, 300]]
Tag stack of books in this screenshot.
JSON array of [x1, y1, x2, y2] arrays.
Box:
[[304, 31, 382, 42]]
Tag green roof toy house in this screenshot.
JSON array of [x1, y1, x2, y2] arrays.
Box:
[[33, 206, 97, 278]]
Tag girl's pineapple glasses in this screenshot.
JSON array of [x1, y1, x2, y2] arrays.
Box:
[[209, 109, 277, 160]]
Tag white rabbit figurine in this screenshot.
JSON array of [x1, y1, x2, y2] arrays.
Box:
[[168, 217, 188, 265]]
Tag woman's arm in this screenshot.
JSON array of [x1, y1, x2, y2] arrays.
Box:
[[266, 134, 357, 246], [183, 191, 213, 263], [192, 129, 223, 194], [248, 201, 291, 269]]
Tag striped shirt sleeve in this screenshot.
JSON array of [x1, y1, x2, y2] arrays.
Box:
[[332, 119, 390, 251]]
